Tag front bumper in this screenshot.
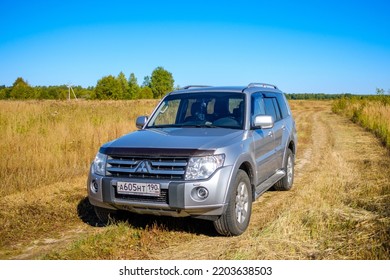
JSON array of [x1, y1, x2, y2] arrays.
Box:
[[87, 165, 233, 218]]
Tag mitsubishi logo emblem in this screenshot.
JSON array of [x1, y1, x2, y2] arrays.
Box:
[[135, 160, 151, 173]]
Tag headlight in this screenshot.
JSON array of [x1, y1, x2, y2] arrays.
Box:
[[92, 152, 107, 176], [185, 154, 225, 180]]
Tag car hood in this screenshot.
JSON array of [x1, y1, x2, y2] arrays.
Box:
[[99, 127, 245, 156]]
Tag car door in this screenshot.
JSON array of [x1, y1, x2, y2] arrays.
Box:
[[251, 93, 276, 184], [264, 96, 285, 171]]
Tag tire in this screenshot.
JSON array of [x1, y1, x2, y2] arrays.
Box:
[[214, 170, 252, 236], [274, 148, 294, 191], [94, 206, 117, 225]]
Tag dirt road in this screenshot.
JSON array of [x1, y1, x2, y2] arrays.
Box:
[[2, 101, 389, 259]]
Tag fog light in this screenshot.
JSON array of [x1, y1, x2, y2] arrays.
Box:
[[90, 180, 99, 193], [196, 187, 209, 199]]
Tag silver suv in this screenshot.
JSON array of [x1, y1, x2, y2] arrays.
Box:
[[87, 83, 297, 236]]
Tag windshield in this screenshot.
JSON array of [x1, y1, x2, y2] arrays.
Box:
[[147, 92, 245, 129]]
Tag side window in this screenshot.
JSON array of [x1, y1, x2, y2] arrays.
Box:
[[264, 97, 282, 122], [264, 98, 277, 121], [252, 93, 284, 123], [251, 93, 265, 117], [271, 98, 282, 121], [276, 94, 290, 118]]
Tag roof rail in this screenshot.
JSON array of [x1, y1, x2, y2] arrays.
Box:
[[180, 85, 211, 90], [247, 83, 278, 89]]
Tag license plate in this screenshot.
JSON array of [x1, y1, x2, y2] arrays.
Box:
[[116, 181, 161, 197]]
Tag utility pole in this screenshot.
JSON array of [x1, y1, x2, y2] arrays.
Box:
[[67, 84, 78, 100]]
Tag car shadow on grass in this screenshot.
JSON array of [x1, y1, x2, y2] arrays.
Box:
[[76, 196, 105, 227], [77, 196, 219, 236]]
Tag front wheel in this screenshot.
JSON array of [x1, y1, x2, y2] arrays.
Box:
[[214, 170, 252, 236]]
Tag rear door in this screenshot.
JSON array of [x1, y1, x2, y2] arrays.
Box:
[[263, 96, 285, 171]]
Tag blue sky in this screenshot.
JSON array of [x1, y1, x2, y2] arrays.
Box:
[[1, 0, 389, 94]]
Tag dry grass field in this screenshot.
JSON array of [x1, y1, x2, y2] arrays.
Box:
[[0, 99, 389, 259], [332, 96, 390, 148], [0, 100, 158, 197]]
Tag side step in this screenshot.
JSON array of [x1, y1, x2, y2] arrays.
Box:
[[255, 170, 286, 199]]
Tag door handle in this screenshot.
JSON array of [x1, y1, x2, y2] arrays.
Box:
[[268, 131, 273, 137]]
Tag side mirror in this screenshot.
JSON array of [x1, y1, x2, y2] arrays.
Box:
[[253, 115, 274, 129], [136, 116, 148, 129]]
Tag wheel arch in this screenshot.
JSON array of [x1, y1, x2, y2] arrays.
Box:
[[238, 161, 256, 201], [288, 139, 296, 155]]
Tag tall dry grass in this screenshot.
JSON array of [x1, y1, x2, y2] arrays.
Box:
[[0, 100, 158, 196], [332, 96, 390, 148]]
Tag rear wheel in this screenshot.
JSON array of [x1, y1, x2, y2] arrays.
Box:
[[214, 170, 252, 236], [94, 206, 117, 225], [274, 148, 294, 191]]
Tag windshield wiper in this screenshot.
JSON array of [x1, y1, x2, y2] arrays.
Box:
[[149, 122, 221, 129], [197, 123, 218, 128], [179, 122, 218, 128], [147, 124, 178, 129]]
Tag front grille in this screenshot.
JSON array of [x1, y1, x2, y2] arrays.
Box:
[[106, 155, 188, 180], [115, 189, 169, 204]]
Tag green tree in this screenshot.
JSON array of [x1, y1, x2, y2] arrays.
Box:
[[142, 76, 151, 88], [117, 71, 130, 99], [128, 73, 140, 99], [150, 67, 174, 99], [9, 77, 34, 99], [0, 88, 7, 99], [93, 75, 122, 99], [376, 88, 385, 95], [138, 86, 153, 99], [0, 85, 10, 99]]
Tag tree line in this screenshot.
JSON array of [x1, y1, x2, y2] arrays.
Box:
[[285, 93, 354, 100], [0, 66, 174, 100], [2, 70, 386, 100]]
